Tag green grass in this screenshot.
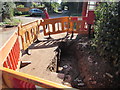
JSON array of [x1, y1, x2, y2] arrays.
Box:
[[0, 18, 21, 27]]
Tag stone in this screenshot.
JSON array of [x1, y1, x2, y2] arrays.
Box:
[[64, 75, 71, 82], [63, 65, 68, 69], [106, 72, 113, 78], [57, 73, 65, 79], [78, 83, 85, 86], [91, 81, 97, 85], [95, 62, 98, 65], [88, 56, 93, 63], [88, 77, 92, 81], [74, 78, 79, 81], [58, 67, 63, 71], [103, 74, 106, 78], [115, 71, 119, 75], [77, 79, 82, 82], [96, 72, 98, 75]]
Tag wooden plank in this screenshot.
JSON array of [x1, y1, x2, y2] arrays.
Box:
[[0, 67, 72, 89]]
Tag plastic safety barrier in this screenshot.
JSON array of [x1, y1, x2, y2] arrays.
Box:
[[40, 16, 91, 36], [40, 17, 69, 36], [18, 20, 40, 50], [0, 67, 72, 89], [68, 16, 88, 34], [0, 32, 36, 88]]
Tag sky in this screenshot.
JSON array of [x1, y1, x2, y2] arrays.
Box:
[[57, 0, 61, 4]]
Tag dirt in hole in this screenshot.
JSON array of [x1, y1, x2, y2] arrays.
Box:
[[47, 36, 120, 88]]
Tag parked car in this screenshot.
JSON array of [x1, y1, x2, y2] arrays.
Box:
[[29, 8, 43, 16]]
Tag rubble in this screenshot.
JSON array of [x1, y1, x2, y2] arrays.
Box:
[[105, 72, 113, 78]]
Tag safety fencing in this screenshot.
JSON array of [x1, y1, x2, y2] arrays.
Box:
[[0, 67, 71, 89], [40, 16, 92, 36], [18, 20, 40, 50], [0, 16, 93, 89], [18, 16, 92, 51], [40, 17, 69, 36], [0, 32, 20, 70], [68, 16, 89, 34], [0, 32, 36, 88], [0, 32, 72, 89]]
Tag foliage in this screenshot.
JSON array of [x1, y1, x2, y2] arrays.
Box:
[[14, 8, 23, 15], [17, 4, 24, 8], [0, 18, 21, 26], [1, 2, 16, 21], [61, 2, 83, 16], [93, 2, 120, 67], [31, 2, 38, 8], [51, 2, 60, 12]]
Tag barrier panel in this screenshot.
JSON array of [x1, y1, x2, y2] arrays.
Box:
[[18, 20, 40, 50], [0, 16, 95, 89], [0, 32, 20, 70], [40, 17, 69, 36], [40, 16, 91, 36], [0, 32, 36, 88], [0, 67, 71, 89], [68, 16, 88, 34]]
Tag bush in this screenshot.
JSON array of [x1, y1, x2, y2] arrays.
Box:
[[14, 9, 22, 15], [93, 2, 120, 67], [17, 4, 24, 8], [1, 2, 16, 21], [3, 18, 21, 26]]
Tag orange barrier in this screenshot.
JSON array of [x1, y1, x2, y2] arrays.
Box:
[[69, 16, 88, 34], [40, 16, 91, 36], [0, 32, 36, 88], [18, 20, 40, 50], [0, 67, 72, 89], [0, 32, 20, 70], [40, 17, 69, 36], [1, 21, 71, 89]]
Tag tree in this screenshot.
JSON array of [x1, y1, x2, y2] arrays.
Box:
[[61, 2, 83, 16], [1, 2, 16, 21], [51, 2, 60, 12], [0, 2, 3, 22]]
